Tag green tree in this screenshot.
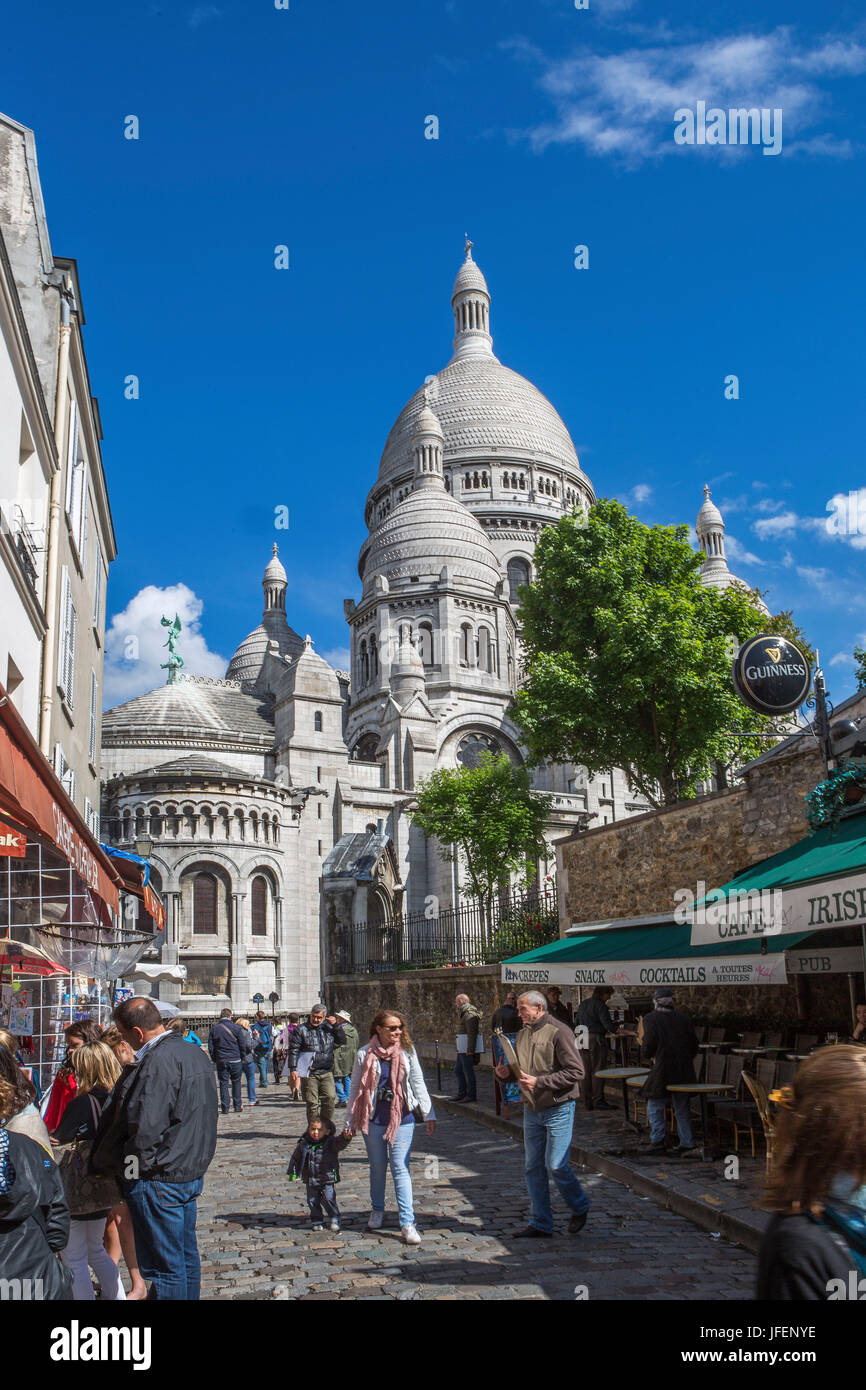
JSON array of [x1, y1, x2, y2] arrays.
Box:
[[855, 645, 866, 691], [513, 498, 804, 808], [410, 752, 549, 908]]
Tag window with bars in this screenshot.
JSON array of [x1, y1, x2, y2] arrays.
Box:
[[58, 568, 77, 707], [251, 876, 268, 936], [89, 670, 98, 766], [193, 872, 218, 934]]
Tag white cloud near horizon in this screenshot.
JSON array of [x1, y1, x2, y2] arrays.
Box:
[[103, 585, 227, 708], [504, 25, 866, 165]]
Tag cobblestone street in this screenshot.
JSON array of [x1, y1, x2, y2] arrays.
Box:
[[196, 1087, 755, 1300]]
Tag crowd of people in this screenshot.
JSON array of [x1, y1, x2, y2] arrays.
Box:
[[3, 983, 866, 1301]]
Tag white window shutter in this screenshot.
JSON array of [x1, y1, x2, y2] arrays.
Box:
[[89, 670, 97, 765], [65, 401, 78, 514], [92, 539, 103, 627], [80, 482, 88, 564]]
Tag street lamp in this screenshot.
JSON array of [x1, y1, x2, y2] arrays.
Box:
[[269, 990, 279, 1018], [134, 832, 154, 860]]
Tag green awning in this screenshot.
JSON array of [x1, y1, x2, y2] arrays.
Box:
[[690, 813, 866, 947], [501, 919, 813, 988]]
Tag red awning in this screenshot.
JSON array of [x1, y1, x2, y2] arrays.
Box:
[[0, 684, 120, 915]]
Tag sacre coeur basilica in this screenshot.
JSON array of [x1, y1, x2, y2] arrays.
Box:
[[100, 244, 751, 1016]]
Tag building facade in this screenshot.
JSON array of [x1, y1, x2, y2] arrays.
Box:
[[0, 113, 116, 832], [102, 245, 756, 1016]]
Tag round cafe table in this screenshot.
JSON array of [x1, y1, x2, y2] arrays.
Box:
[[606, 1031, 637, 1068], [667, 1082, 735, 1160], [594, 1066, 650, 1133]]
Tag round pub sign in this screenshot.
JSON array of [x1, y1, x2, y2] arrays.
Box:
[[732, 634, 812, 715]]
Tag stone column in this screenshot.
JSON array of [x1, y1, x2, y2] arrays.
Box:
[[159, 891, 183, 1007], [230, 890, 250, 1012], [276, 895, 292, 1004]]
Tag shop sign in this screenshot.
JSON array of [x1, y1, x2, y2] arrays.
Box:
[[502, 955, 788, 987], [691, 872, 866, 946], [785, 947, 864, 975], [0, 816, 25, 857], [732, 634, 812, 715]]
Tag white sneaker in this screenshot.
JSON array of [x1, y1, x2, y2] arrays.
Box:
[[401, 1224, 421, 1245], [367, 1210, 384, 1230]]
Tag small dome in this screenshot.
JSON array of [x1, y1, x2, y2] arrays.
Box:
[[392, 640, 425, 677], [452, 251, 489, 299], [697, 484, 724, 532], [362, 485, 502, 595], [413, 403, 444, 438], [263, 543, 287, 583]]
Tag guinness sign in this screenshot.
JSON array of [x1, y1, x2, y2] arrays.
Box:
[[732, 634, 812, 715]]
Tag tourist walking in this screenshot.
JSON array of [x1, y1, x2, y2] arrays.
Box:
[[333, 1010, 359, 1108], [287, 1116, 351, 1231], [0, 1030, 53, 1151], [207, 1007, 248, 1114], [99, 1026, 147, 1300], [251, 1011, 273, 1089], [235, 1017, 260, 1106], [454, 993, 482, 1103], [345, 1009, 435, 1245], [494, 990, 590, 1238], [0, 1042, 72, 1299], [90, 996, 218, 1300], [51, 1041, 126, 1301], [639, 988, 699, 1155], [575, 987, 616, 1110], [758, 1046, 866, 1298], [288, 1005, 347, 1124]]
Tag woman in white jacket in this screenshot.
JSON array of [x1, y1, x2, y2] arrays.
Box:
[[344, 1009, 435, 1245]]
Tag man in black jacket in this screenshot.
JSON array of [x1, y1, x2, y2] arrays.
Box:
[[94, 996, 218, 1300], [288, 1004, 346, 1124], [575, 987, 616, 1110], [639, 988, 699, 1155], [207, 1007, 248, 1114]]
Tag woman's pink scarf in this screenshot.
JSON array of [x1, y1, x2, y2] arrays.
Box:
[[349, 1037, 406, 1143]]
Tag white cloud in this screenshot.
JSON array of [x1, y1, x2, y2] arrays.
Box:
[[103, 584, 227, 708], [320, 646, 350, 671], [830, 650, 855, 666], [753, 510, 800, 539], [506, 25, 866, 165], [618, 483, 653, 508], [188, 5, 221, 28], [726, 534, 765, 566]]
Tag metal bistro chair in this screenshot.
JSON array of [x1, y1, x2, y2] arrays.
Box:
[[763, 1030, 784, 1050], [740, 1030, 763, 1049], [695, 1025, 708, 1044], [795, 1033, 819, 1055], [742, 1070, 776, 1174], [756, 1057, 778, 1092], [705, 1051, 728, 1086], [776, 1059, 797, 1087], [707, 1027, 726, 1046]]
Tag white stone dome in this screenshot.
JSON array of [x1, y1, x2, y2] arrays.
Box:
[[361, 484, 502, 594], [452, 255, 489, 298], [376, 357, 583, 485]]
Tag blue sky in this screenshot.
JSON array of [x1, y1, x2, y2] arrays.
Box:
[[3, 0, 865, 707]]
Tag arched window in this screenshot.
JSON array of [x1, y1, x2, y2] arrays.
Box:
[[251, 876, 268, 936], [360, 640, 369, 685], [417, 622, 433, 666], [477, 626, 491, 672], [314, 710, 323, 732], [193, 872, 217, 934], [272, 817, 280, 845], [460, 623, 473, 666], [352, 733, 380, 762], [370, 634, 378, 676], [507, 557, 531, 605]]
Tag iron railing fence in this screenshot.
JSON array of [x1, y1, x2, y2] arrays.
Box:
[[327, 886, 559, 975]]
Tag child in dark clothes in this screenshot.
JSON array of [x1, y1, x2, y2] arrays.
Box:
[[287, 1116, 351, 1231]]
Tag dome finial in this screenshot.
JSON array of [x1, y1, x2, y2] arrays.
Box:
[[703, 483, 711, 500], [464, 233, 473, 260], [272, 541, 279, 556]]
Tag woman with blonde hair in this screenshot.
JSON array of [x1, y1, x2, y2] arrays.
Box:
[[758, 1045, 866, 1299], [345, 1009, 434, 1245], [234, 1016, 259, 1106], [51, 1041, 126, 1300]]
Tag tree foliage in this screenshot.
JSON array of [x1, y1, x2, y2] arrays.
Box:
[[410, 752, 549, 904], [513, 498, 807, 808], [855, 645, 866, 692]]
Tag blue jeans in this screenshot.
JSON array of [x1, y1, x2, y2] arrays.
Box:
[[647, 1094, 694, 1147], [334, 1074, 351, 1103], [255, 1052, 269, 1086], [216, 1060, 242, 1112], [363, 1120, 416, 1227], [243, 1060, 257, 1103], [523, 1100, 590, 1234], [454, 1053, 476, 1100], [307, 1181, 340, 1223], [124, 1177, 204, 1300]]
